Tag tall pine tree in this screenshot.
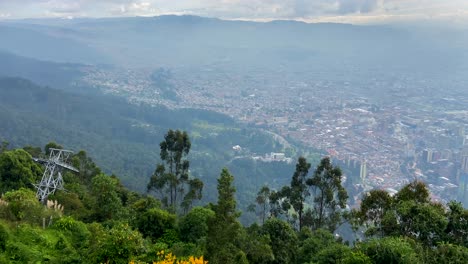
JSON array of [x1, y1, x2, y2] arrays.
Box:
[[206, 168, 246, 264]]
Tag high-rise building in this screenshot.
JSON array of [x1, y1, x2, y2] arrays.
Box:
[[458, 172, 468, 207], [360, 161, 367, 180], [422, 149, 433, 163], [462, 150, 468, 174]]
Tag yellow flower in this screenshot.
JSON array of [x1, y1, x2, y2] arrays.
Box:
[[148, 253, 208, 264]]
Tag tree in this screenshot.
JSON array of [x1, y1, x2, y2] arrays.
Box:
[[262, 218, 298, 264], [130, 196, 176, 240], [241, 224, 274, 264], [359, 237, 421, 264], [206, 168, 244, 264], [288, 157, 311, 230], [1, 188, 43, 223], [87, 222, 144, 264], [311, 243, 353, 264], [379, 181, 448, 246], [429, 243, 468, 264], [179, 206, 215, 243], [147, 130, 202, 212], [396, 200, 447, 246], [0, 149, 43, 193], [44, 142, 63, 156], [357, 189, 393, 237], [135, 207, 176, 240], [22, 145, 42, 158], [0, 141, 8, 154], [91, 174, 123, 221], [268, 186, 291, 219], [256, 185, 271, 224], [306, 157, 348, 231], [70, 150, 102, 186], [181, 178, 204, 214], [298, 228, 336, 264], [445, 201, 468, 247], [394, 180, 430, 204]]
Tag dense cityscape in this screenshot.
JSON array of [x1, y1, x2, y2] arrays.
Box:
[[81, 65, 468, 208], [1, 0, 468, 260]]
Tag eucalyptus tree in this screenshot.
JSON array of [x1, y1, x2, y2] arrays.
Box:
[[147, 130, 203, 213], [307, 157, 348, 231]]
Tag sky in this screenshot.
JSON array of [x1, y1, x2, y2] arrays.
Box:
[[0, 0, 467, 25]]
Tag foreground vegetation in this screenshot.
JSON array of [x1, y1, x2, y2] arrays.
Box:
[[0, 135, 466, 263]]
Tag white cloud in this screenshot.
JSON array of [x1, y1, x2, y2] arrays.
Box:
[[0, 0, 466, 24]]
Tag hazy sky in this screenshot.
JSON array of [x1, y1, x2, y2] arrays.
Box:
[[1, 0, 467, 24]]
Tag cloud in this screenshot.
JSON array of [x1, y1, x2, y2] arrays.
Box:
[[337, 0, 383, 14], [0, 0, 466, 25], [0, 13, 11, 19]]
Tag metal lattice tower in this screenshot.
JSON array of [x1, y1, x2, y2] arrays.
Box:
[[33, 148, 79, 203]]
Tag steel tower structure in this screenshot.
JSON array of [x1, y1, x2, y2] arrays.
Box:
[[33, 148, 79, 203]]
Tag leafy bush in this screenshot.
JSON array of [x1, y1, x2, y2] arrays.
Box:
[[359, 237, 421, 264]]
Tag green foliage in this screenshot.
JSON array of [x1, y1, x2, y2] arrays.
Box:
[[241, 224, 274, 264], [262, 218, 298, 264], [45, 141, 63, 156], [0, 143, 466, 264], [289, 156, 311, 230], [353, 181, 461, 248], [0, 222, 9, 252], [49, 191, 90, 220], [22, 145, 42, 157], [307, 157, 348, 231], [310, 243, 352, 264], [87, 222, 144, 264], [158, 229, 180, 247], [147, 130, 196, 211], [429, 243, 468, 264], [211, 168, 239, 221], [394, 180, 430, 204], [70, 150, 102, 186], [298, 228, 336, 264], [268, 186, 291, 218], [179, 206, 215, 243], [359, 237, 421, 264], [0, 77, 305, 226], [0, 223, 82, 263], [395, 200, 447, 246], [0, 149, 42, 193], [170, 242, 203, 259], [91, 173, 124, 221], [341, 251, 372, 264], [358, 189, 393, 237], [135, 207, 176, 240], [206, 168, 243, 264], [445, 201, 468, 247], [0, 141, 8, 154], [1, 188, 44, 223], [255, 185, 271, 224], [52, 216, 90, 249]]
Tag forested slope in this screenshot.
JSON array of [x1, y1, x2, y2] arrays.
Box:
[[0, 77, 299, 222], [0, 144, 465, 264]]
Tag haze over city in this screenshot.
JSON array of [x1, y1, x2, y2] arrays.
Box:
[[0, 0, 468, 258]]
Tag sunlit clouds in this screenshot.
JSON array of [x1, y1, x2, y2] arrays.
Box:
[[0, 0, 467, 24]]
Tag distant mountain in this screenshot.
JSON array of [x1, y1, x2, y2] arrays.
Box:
[[1, 15, 466, 74], [0, 23, 108, 64], [0, 51, 85, 89]]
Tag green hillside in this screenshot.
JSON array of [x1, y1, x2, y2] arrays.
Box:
[[0, 144, 465, 263], [0, 77, 305, 223]]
